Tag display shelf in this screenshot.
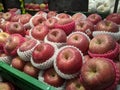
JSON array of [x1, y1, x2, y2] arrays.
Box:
[[0, 62, 56, 90]]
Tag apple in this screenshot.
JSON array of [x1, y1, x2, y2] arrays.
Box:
[[43, 67, 65, 87], [31, 24, 49, 41], [11, 56, 26, 70], [23, 62, 39, 78], [40, 3, 46, 10], [56, 46, 83, 74], [65, 77, 86, 90], [7, 22, 25, 36], [19, 39, 37, 52], [89, 34, 116, 54], [0, 21, 10, 32], [56, 13, 71, 20], [47, 28, 67, 43], [67, 32, 90, 53], [83, 55, 91, 63], [115, 61, 120, 83], [2, 12, 12, 21], [44, 18, 58, 29], [4, 34, 25, 56], [31, 15, 46, 26], [72, 13, 87, 22], [75, 20, 94, 38], [80, 57, 118, 90], [10, 14, 21, 22], [33, 4, 40, 11], [87, 13, 102, 25], [0, 82, 15, 90], [47, 11, 57, 19], [0, 32, 10, 44], [19, 14, 32, 25], [95, 20, 119, 32], [32, 43, 55, 63], [106, 13, 120, 24]]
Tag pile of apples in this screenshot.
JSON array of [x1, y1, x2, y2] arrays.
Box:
[[0, 8, 120, 90]]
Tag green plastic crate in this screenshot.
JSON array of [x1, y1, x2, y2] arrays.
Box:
[[0, 62, 56, 90]]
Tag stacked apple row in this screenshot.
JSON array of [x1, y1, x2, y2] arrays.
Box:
[[0, 8, 120, 90]]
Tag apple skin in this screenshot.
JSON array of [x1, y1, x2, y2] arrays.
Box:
[[0, 82, 15, 90], [0, 21, 10, 32], [75, 20, 94, 38], [67, 32, 89, 53], [44, 18, 58, 29], [7, 22, 25, 36], [83, 55, 91, 63], [95, 20, 119, 32], [80, 57, 116, 90], [56, 46, 83, 74], [47, 28, 67, 43], [11, 56, 26, 71], [43, 67, 65, 87], [32, 43, 54, 63], [57, 13, 70, 19], [89, 34, 116, 54], [10, 14, 21, 22], [65, 77, 86, 90], [57, 18, 73, 25], [47, 11, 57, 19], [23, 62, 39, 78], [19, 39, 37, 51], [87, 13, 102, 25], [32, 15, 46, 26], [106, 13, 120, 24], [19, 14, 32, 25], [0, 32, 10, 44], [2, 12, 12, 21], [31, 24, 49, 41], [115, 61, 120, 83], [4, 34, 25, 56]]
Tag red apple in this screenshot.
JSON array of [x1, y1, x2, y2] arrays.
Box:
[[0, 82, 15, 90], [72, 13, 87, 22], [10, 14, 21, 22], [75, 20, 94, 38], [67, 32, 90, 53], [31, 15, 46, 26], [31, 24, 49, 41], [0, 32, 10, 44], [66, 77, 86, 90], [87, 13, 102, 25], [95, 20, 119, 32], [43, 67, 65, 87], [2, 12, 12, 21], [32, 43, 54, 63], [47, 11, 57, 19], [7, 22, 25, 36], [56, 46, 83, 74], [0, 21, 10, 32], [47, 28, 67, 43], [33, 4, 40, 11], [57, 18, 73, 25], [89, 34, 116, 54], [83, 55, 91, 63], [106, 13, 120, 24], [56, 13, 71, 19], [115, 61, 120, 83], [44, 18, 57, 29], [23, 62, 39, 78], [19, 14, 32, 25], [80, 57, 117, 90], [19, 39, 37, 52], [4, 34, 25, 56], [11, 56, 26, 70]]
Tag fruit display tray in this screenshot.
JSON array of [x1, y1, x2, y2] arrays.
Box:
[[0, 62, 56, 90]]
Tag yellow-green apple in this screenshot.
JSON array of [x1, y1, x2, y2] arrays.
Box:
[[47, 28, 67, 43], [89, 34, 116, 54], [87, 13, 102, 25], [67, 32, 90, 53], [65, 77, 86, 90], [75, 20, 94, 38], [32, 43, 55, 63], [95, 20, 119, 32], [80, 57, 117, 90], [31, 24, 49, 41], [11, 56, 26, 71], [7, 22, 25, 36], [43, 67, 65, 87], [56, 46, 83, 74], [47, 11, 57, 19], [23, 62, 39, 78], [106, 13, 120, 24]]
